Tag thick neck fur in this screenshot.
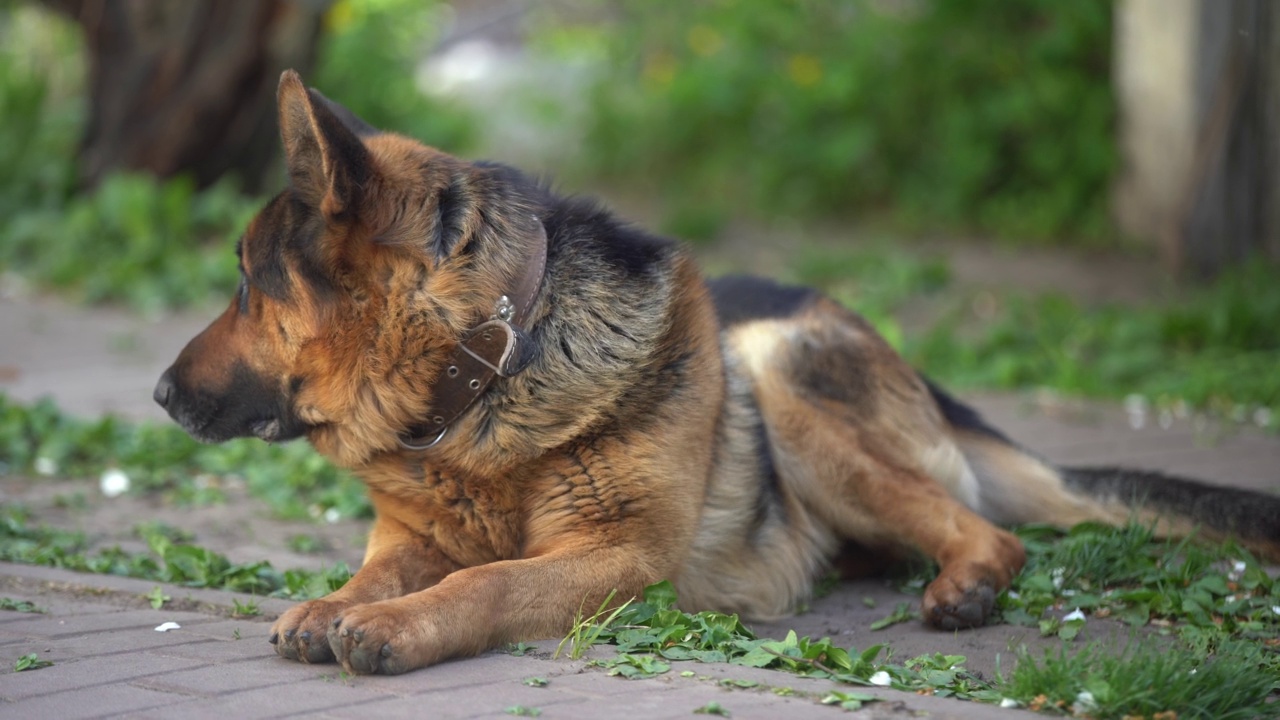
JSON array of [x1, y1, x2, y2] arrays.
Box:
[[301, 139, 687, 479]]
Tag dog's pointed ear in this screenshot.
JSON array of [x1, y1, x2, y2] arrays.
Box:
[[277, 70, 372, 220]]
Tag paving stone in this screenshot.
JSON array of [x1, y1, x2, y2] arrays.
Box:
[[0, 682, 187, 719], [130, 655, 323, 696], [0, 625, 227, 662], [148, 636, 271, 664], [137, 676, 399, 720], [0, 608, 218, 641], [310, 678, 589, 719], [0, 649, 208, 701]]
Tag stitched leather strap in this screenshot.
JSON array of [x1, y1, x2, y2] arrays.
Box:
[[399, 219, 548, 450]]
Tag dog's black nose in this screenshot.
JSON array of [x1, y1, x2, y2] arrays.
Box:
[[153, 369, 175, 409]]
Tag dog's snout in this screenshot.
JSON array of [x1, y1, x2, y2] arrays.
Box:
[[153, 369, 175, 409]]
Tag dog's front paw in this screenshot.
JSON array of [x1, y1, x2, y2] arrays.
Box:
[[270, 598, 355, 663], [327, 602, 426, 675]]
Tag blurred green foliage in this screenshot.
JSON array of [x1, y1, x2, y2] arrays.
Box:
[[908, 261, 1280, 422], [563, 0, 1115, 242], [315, 0, 476, 150], [0, 394, 369, 520], [0, 4, 80, 222], [2, 174, 257, 312], [0, 0, 472, 312], [789, 249, 1279, 426]]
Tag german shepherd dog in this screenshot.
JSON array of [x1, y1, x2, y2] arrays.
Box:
[[155, 71, 1280, 675]]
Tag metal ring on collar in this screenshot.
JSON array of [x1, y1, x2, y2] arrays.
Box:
[[397, 425, 448, 451]]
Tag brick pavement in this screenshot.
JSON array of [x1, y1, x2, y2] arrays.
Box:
[[2, 396, 1276, 719], [2, 294, 1278, 719], [1, 561, 1046, 720]]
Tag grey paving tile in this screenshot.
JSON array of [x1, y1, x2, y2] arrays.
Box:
[[0, 650, 207, 701], [140, 676, 398, 720], [0, 608, 217, 640], [130, 655, 324, 697], [0, 682, 187, 719]]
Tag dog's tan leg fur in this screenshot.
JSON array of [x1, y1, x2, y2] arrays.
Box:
[[729, 300, 1026, 628], [270, 509, 462, 663]]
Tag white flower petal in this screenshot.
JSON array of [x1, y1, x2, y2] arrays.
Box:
[[100, 468, 130, 498], [1063, 608, 1086, 622], [1000, 698, 1020, 708], [868, 671, 892, 686], [154, 622, 181, 632], [323, 508, 341, 523], [34, 456, 58, 476], [1072, 690, 1097, 714]]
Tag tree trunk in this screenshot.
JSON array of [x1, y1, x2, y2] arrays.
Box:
[[1113, 0, 1280, 277], [42, 0, 326, 193]]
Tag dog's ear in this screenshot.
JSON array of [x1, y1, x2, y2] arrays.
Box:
[[277, 70, 372, 221], [309, 89, 381, 139]]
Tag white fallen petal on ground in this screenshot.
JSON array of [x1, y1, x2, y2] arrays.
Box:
[[100, 468, 131, 498], [1072, 690, 1097, 715], [868, 671, 892, 686], [154, 622, 181, 632], [1062, 608, 1086, 622]]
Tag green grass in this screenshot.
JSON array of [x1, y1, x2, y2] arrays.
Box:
[[0, 506, 350, 601], [911, 261, 1280, 424], [555, 527, 1280, 716], [786, 248, 1280, 428], [1003, 639, 1279, 719], [0, 394, 368, 521]]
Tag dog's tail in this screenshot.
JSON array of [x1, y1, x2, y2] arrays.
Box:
[[1058, 466, 1280, 552], [925, 379, 1280, 560]]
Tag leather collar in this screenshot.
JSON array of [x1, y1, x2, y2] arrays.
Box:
[[398, 219, 549, 451]]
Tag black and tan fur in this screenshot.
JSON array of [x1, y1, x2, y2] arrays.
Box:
[[155, 71, 1280, 675]]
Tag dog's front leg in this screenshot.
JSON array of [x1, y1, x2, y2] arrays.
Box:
[[270, 514, 460, 663], [323, 543, 654, 675]]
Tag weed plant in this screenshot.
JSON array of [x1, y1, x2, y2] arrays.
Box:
[[0, 394, 368, 521], [0, 505, 350, 600]]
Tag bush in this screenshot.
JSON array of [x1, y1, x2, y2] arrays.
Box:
[[562, 0, 1115, 242]]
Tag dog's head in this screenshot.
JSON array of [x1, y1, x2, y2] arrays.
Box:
[[155, 70, 544, 467]]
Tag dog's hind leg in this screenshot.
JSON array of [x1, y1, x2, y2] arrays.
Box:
[[730, 303, 1026, 628], [762, 391, 1026, 628]]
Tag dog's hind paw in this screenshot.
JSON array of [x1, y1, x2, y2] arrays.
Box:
[[921, 579, 996, 630]]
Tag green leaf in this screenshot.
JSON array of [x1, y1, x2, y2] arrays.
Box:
[[642, 580, 678, 609], [14, 653, 53, 672]]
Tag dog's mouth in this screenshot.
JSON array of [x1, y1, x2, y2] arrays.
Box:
[[175, 412, 305, 445], [250, 417, 289, 442]]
